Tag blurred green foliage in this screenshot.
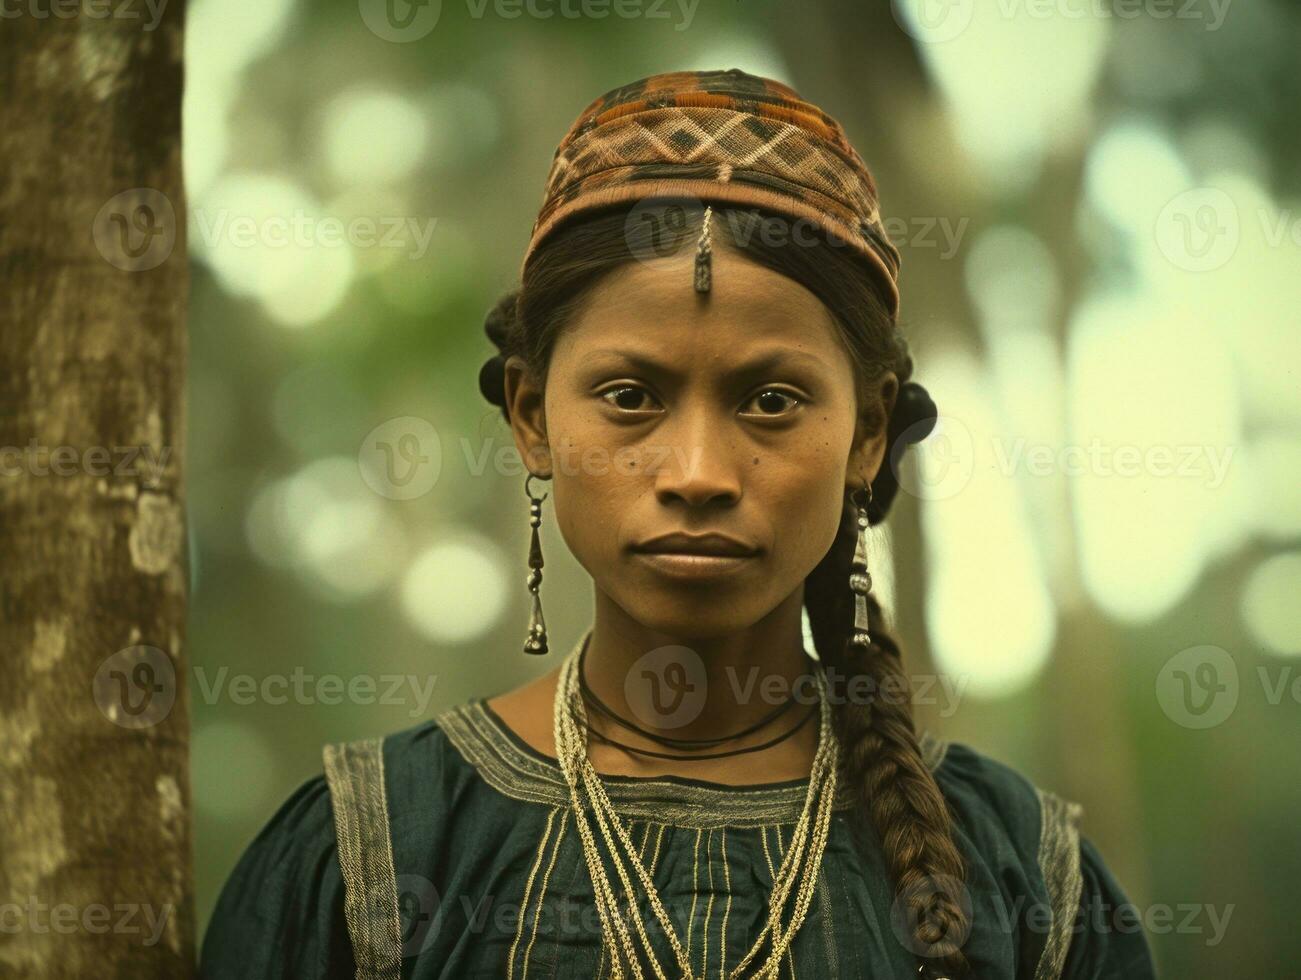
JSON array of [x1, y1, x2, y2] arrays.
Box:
[[187, 1, 1301, 975]]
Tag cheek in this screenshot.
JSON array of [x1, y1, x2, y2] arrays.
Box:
[[546, 432, 641, 572], [762, 419, 854, 559]]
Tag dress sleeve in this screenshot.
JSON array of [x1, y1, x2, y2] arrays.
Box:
[[925, 738, 1161, 979], [198, 774, 355, 980], [1060, 835, 1158, 980]]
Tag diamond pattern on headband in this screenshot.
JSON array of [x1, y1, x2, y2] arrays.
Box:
[[542, 108, 878, 225], [523, 69, 902, 315]]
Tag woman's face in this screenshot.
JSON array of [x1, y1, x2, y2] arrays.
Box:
[[504, 242, 897, 638]]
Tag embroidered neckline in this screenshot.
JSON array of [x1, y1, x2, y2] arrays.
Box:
[[434, 697, 950, 829]]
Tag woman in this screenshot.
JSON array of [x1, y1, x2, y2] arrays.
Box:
[[200, 69, 1157, 979]]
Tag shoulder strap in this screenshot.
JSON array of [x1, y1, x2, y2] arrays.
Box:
[[1032, 787, 1085, 980], [322, 737, 403, 980]]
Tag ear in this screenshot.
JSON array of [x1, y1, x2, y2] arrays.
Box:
[[503, 354, 552, 477], [845, 371, 899, 495]]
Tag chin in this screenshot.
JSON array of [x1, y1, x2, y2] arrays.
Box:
[[613, 597, 768, 643]]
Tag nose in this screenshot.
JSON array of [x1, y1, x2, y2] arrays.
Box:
[[651, 402, 742, 508]]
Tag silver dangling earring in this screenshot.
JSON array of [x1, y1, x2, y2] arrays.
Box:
[[849, 480, 874, 649], [523, 472, 549, 655]]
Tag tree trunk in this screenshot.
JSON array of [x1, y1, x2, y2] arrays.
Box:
[[0, 5, 193, 978]]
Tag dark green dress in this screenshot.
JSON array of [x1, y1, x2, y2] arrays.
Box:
[[199, 698, 1157, 979]]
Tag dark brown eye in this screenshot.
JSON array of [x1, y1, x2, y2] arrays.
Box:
[[600, 385, 658, 412], [745, 389, 802, 416]]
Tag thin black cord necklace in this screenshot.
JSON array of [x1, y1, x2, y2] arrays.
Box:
[[576, 633, 819, 755], [573, 698, 820, 761], [580, 674, 802, 749]]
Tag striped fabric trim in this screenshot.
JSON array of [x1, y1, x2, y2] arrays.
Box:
[[436, 698, 951, 829], [323, 737, 403, 980], [1032, 788, 1085, 980], [814, 864, 840, 978]]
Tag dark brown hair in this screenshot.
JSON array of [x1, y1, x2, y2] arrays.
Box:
[[478, 202, 970, 977]]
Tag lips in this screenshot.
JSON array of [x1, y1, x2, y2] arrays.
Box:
[[631, 532, 759, 558]]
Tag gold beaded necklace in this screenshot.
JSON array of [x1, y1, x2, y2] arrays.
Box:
[[552, 640, 842, 980]]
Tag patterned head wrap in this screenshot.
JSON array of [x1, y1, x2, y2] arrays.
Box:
[[521, 68, 902, 317]]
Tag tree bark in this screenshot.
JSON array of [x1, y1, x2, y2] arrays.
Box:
[[0, 5, 193, 978]]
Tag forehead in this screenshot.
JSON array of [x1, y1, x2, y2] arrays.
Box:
[[553, 246, 846, 367]]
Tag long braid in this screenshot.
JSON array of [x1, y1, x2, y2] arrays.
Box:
[[805, 501, 972, 978]]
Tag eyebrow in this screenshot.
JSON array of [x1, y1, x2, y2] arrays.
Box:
[[583, 347, 831, 379]]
